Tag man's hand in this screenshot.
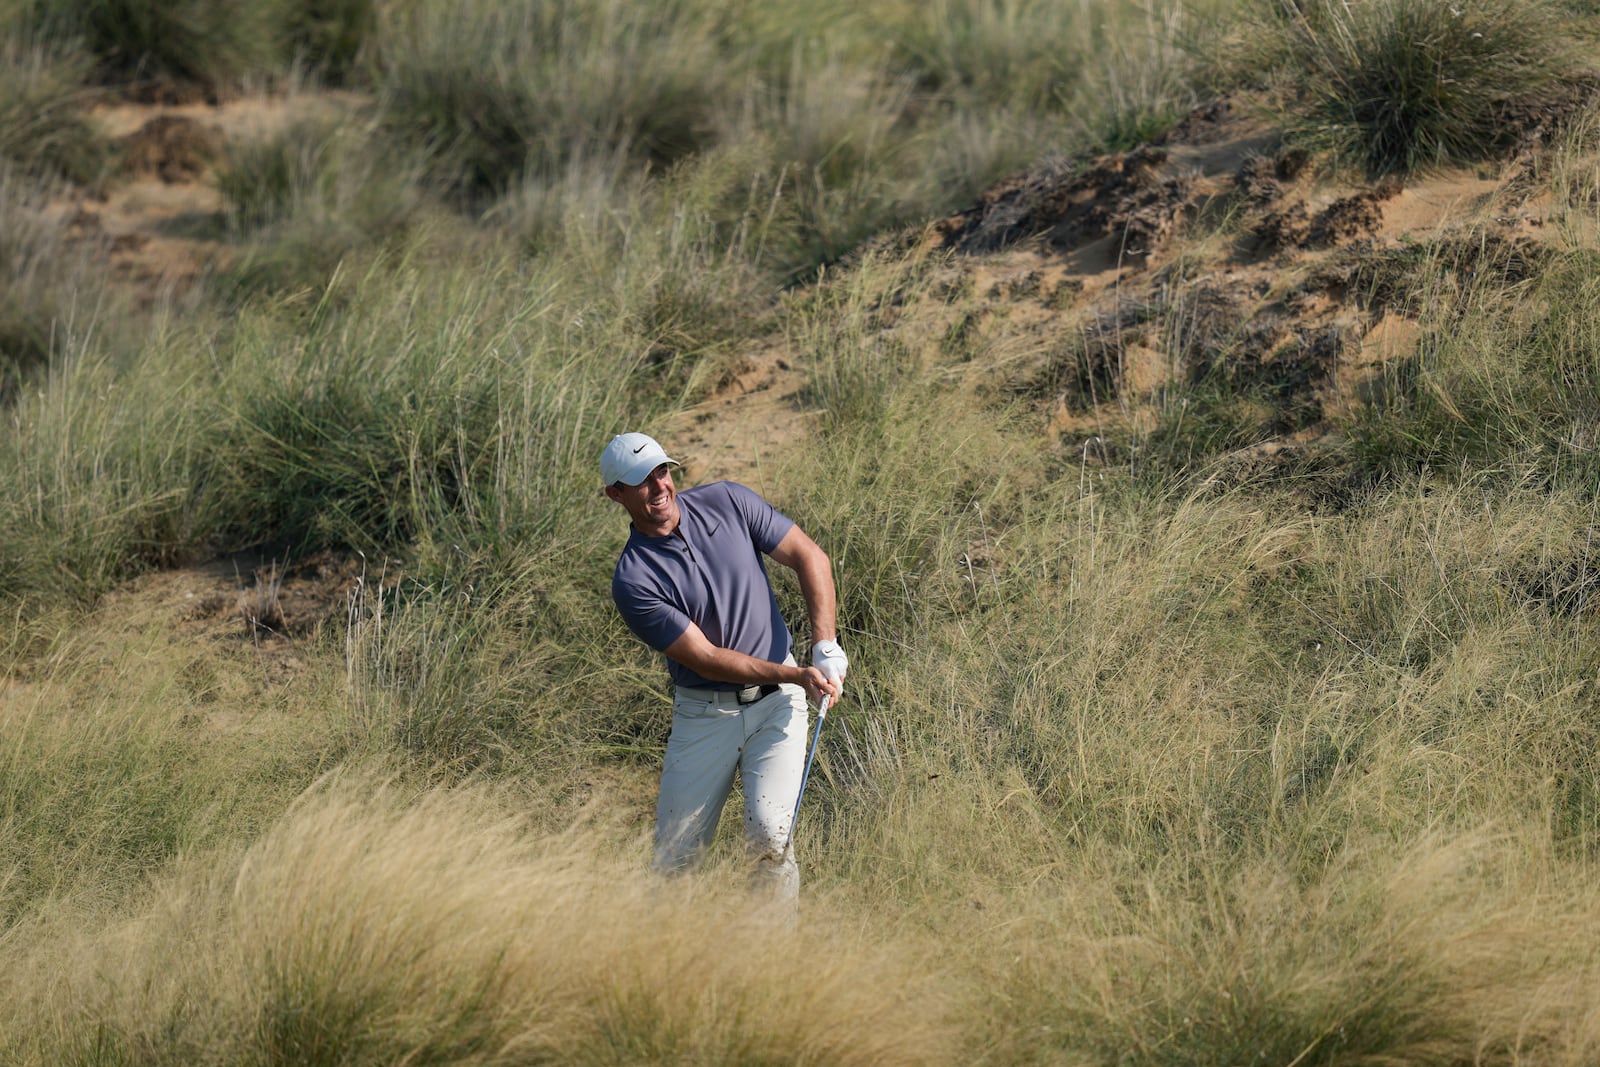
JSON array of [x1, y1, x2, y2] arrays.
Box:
[[798, 665, 840, 706], [811, 640, 848, 691], [663, 623, 840, 705]]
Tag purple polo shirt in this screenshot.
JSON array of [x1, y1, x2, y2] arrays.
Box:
[[612, 482, 795, 689]]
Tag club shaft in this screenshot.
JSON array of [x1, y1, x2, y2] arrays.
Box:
[[787, 695, 831, 846]]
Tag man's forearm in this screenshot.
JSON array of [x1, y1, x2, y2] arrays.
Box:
[[796, 558, 838, 644], [662, 627, 807, 687], [770, 526, 838, 643]]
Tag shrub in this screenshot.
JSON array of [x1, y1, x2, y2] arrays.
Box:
[[373, 0, 729, 199], [0, 37, 108, 182], [25, 0, 288, 89], [284, 0, 376, 84], [1238, 0, 1585, 176]]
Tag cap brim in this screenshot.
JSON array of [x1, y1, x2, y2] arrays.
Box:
[[614, 454, 678, 486]]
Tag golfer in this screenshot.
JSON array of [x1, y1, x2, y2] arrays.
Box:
[[602, 432, 846, 905]]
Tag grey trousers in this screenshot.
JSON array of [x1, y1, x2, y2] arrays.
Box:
[[653, 675, 809, 904]]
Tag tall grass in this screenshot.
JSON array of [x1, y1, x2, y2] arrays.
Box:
[[795, 468, 1600, 1063], [368, 0, 1195, 282], [1224, 0, 1587, 175], [339, 545, 665, 779], [487, 143, 781, 395], [284, 0, 375, 83], [965, 834, 1600, 1067], [1346, 235, 1600, 484], [0, 36, 107, 182], [0, 168, 113, 408], [0, 311, 218, 605], [0, 777, 954, 1066], [24, 0, 289, 88], [878, 0, 1094, 110], [212, 108, 432, 298], [207, 252, 653, 554], [373, 0, 731, 198], [216, 111, 419, 234], [14, 465, 1600, 1063], [0, 624, 353, 927], [0, 228, 682, 605], [13, 1, 1600, 1062]]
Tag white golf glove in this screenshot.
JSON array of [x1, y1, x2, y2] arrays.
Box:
[[810, 639, 848, 686]]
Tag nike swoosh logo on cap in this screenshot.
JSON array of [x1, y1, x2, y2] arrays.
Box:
[[632, 443, 647, 453]]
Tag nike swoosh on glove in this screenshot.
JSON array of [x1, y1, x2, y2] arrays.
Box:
[[810, 640, 848, 684]]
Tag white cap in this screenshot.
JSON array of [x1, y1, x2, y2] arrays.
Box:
[[600, 432, 678, 487]]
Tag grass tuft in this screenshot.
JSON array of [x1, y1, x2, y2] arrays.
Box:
[[2, 778, 956, 1066], [373, 0, 729, 199], [1237, 0, 1587, 176], [26, 0, 288, 89], [0, 36, 108, 182]]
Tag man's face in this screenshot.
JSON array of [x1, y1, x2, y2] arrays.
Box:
[[605, 463, 679, 535]]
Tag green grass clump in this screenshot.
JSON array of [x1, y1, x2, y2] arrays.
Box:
[[373, 0, 730, 199], [1347, 237, 1600, 485], [0, 172, 83, 406], [213, 112, 430, 297], [1234, 0, 1587, 176], [24, 0, 288, 89], [12, 0, 380, 90], [875, 0, 1205, 140], [284, 0, 376, 83], [0, 37, 107, 182], [487, 143, 779, 387], [877, 0, 1088, 110]]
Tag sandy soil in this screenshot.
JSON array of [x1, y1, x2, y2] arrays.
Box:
[[44, 89, 365, 294]]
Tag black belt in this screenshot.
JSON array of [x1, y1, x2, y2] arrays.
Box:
[[676, 683, 781, 705]]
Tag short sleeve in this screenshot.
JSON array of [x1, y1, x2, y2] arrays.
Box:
[[612, 572, 690, 652], [723, 482, 794, 553]]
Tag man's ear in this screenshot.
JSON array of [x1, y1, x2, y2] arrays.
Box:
[[603, 484, 623, 503]]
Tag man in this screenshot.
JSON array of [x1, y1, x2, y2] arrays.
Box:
[[601, 431, 847, 905]]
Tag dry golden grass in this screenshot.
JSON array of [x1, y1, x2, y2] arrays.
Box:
[[4, 776, 958, 1066]]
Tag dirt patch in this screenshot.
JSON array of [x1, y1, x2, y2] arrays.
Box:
[[936, 145, 1199, 266], [87, 549, 374, 692], [120, 115, 223, 183], [169, 551, 367, 641], [40, 88, 369, 299], [121, 76, 220, 108], [665, 340, 818, 490], [913, 95, 1574, 455], [1307, 188, 1394, 248]]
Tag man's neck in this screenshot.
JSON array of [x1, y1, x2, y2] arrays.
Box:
[[633, 514, 680, 538]]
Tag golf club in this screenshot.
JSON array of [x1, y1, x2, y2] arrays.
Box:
[[786, 693, 831, 852]]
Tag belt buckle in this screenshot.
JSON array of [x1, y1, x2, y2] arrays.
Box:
[[736, 685, 762, 705]]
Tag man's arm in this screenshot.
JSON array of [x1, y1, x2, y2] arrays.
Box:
[[767, 525, 837, 645], [662, 623, 838, 704], [768, 524, 848, 696]]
